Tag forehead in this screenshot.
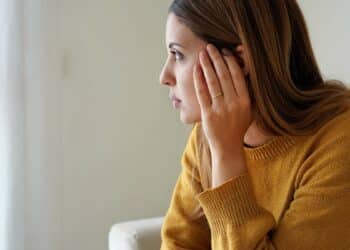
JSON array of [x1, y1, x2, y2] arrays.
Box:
[[165, 13, 201, 49]]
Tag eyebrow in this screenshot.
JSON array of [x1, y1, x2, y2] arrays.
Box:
[[168, 42, 185, 49]]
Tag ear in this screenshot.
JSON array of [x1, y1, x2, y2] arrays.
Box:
[[235, 45, 249, 76]]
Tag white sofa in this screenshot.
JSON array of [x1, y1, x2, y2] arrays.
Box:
[[109, 217, 164, 250]]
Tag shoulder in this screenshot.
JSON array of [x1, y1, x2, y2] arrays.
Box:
[[296, 107, 350, 174], [311, 107, 350, 145], [294, 109, 350, 194], [293, 107, 350, 170]]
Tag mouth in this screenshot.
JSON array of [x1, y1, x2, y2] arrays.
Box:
[[170, 95, 181, 102], [169, 94, 182, 109], [172, 99, 181, 109]]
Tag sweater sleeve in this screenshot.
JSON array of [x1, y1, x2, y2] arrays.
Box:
[[195, 134, 350, 249], [160, 123, 211, 250]]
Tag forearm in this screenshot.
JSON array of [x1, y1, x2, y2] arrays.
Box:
[[211, 146, 248, 188]]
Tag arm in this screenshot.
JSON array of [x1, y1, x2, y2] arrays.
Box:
[[195, 134, 350, 249], [161, 123, 211, 250]]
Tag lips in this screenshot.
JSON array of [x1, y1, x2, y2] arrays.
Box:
[[170, 95, 181, 102]]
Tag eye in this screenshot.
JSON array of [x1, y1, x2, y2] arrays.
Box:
[[170, 50, 184, 61]]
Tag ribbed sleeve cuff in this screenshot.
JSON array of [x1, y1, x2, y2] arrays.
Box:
[[195, 173, 266, 233]]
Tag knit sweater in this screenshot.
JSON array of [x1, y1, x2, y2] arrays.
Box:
[[160, 108, 350, 250]]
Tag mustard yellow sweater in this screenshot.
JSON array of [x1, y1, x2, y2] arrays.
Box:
[[160, 109, 350, 250]]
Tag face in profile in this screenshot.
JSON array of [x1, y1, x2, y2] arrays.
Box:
[[159, 13, 207, 124]]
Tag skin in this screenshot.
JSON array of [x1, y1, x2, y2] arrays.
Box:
[[159, 13, 275, 149]]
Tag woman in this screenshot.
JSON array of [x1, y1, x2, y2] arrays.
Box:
[[159, 0, 350, 249]]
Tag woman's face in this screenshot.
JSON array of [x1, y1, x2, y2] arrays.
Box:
[[159, 13, 207, 124]]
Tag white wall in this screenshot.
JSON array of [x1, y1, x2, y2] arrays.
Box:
[[24, 1, 63, 249], [299, 0, 350, 85], [55, 1, 349, 250], [59, 1, 187, 250]]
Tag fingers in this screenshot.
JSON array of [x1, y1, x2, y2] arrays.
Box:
[[193, 63, 211, 112], [194, 44, 250, 114], [206, 44, 236, 100], [222, 48, 250, 100], [198, 49, 224, 105]]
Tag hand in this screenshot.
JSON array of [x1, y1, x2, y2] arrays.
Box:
[[193, 43, 253, 158]]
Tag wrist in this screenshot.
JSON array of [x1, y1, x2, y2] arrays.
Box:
[[212, 146, 245, 163]]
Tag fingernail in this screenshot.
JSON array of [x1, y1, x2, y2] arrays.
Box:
[[221, 48, 233, 56]]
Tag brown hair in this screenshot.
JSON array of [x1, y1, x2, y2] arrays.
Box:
[[168, 0, 350, 220]]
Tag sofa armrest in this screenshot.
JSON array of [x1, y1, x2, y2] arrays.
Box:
[[109, 216, 164, 250]]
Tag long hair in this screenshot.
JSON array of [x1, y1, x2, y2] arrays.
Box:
[[169, 0, 350, 220]]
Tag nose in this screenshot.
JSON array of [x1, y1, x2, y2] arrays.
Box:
[[159, 63, 175, 87]]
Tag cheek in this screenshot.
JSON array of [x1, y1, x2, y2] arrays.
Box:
[[183, 76, 197, 101], [179, 62, 202, 105], [183, 65, 196, 93], [184, 82, 201, 112]]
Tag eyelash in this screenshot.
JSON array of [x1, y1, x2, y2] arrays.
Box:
[[170, 50, 183, 61]]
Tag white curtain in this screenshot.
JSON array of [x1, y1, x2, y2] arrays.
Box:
[[0, 0, 63, 249]]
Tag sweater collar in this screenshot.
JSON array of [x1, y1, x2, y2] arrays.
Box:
[[243, 135, 298, 160]]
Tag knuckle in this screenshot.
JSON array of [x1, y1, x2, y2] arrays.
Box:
[[207, 78, 216, 86], [198, 88, 206, 95], [231, 70, 240, 79], [219, 72, 230, 82], [228, 102, 239, 111]]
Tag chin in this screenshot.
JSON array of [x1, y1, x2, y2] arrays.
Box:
[[180, 110, 201, 125]]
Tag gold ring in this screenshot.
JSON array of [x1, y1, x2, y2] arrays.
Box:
[[211, 92, 223, 99]]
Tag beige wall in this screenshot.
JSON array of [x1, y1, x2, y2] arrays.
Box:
[[60, 1, 184, 250]]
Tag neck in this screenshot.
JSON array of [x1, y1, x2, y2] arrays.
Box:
[[244, 120, 275, 148]]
